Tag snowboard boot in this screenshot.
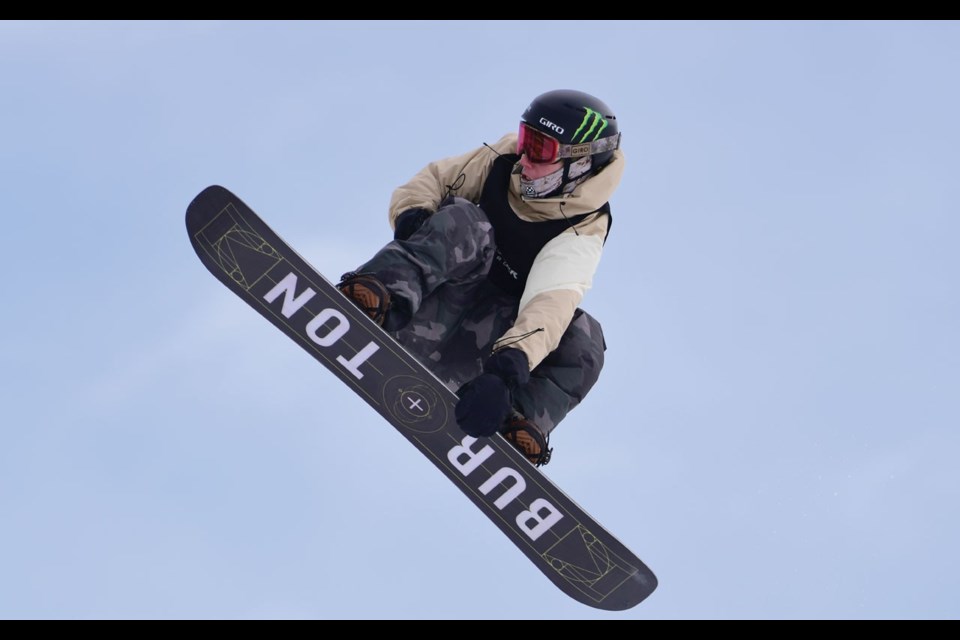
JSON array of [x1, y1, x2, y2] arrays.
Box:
[[337, 272, 392, 327], [501, 412, 552, 467]]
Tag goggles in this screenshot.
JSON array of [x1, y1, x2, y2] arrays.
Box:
[[518, 122, 621, 164]]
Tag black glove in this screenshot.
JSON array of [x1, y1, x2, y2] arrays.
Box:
[[394, 208, 432, 241], [455, 349, 530, 438]]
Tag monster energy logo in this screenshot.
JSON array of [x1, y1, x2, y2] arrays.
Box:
[[572, 107, 608, 143]]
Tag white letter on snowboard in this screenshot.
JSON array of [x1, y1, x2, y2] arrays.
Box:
[[516, 499, 563, 541], [337, 342, 380, 380], [448, 436, 495, 476], [263, 272, 316, 317], [478, 468, 526, 510], [306, 309, 379, 380], [306, 308, 349, 346]]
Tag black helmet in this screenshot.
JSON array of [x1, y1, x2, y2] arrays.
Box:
[[519, 89, 621, 170]]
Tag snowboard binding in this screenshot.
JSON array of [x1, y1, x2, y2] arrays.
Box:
[[502, 412, 552, 467], [337, 272, 392, 327]]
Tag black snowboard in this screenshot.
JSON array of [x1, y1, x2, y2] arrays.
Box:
[[185, 185, 657, 611]]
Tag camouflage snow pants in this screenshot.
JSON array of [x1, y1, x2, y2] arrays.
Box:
[[352, 197, 606, 435]]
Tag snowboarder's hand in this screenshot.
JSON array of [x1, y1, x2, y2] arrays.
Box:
[[455, 349, 531, 438], [394, 208, 432, 241], [455, 373, 512, 437]]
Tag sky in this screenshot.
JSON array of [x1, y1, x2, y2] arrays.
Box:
[[1, 20, 958, 620]]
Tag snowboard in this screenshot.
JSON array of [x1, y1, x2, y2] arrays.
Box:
[[185, 185, 658, 611]]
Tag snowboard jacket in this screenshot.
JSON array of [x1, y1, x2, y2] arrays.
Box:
[[388, 133, 624, 372]]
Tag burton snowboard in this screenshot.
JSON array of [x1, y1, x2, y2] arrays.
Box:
[[185, 185, 657, 611]]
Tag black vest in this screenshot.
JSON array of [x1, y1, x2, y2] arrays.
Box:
[[478, 153, 611, 296]]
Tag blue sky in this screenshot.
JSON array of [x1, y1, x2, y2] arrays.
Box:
[[1, 20, 958, 619]]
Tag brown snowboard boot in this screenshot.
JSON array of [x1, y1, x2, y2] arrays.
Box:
[[336, 272, 392, 326], [501, 412, 552, 467]]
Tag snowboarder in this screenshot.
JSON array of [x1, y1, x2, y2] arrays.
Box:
[[337, 89, 623, 467]]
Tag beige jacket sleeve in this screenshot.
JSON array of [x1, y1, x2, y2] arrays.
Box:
[[493, 213, 610, 370], [387, 134, 517, 229], [494, 150, 624, 371]]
